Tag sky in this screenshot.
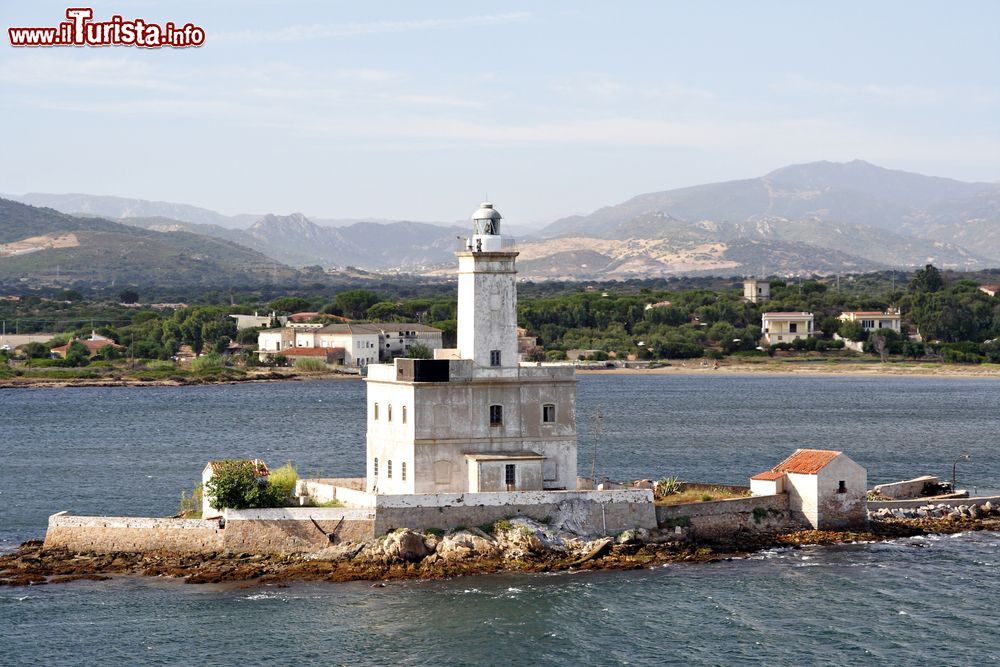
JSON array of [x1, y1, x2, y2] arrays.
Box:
[[2, 1, 999, 228]]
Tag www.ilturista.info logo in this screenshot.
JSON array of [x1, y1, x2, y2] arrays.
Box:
[[8, 8, 205, 48]]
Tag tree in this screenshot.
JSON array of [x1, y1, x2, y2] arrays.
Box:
[[119, 289, 139, 304], [869, 332, 889, 362], [96, 344, 121, 361], [366, 301, 400, 322], [336, 290, 380, 319], [838, 319, 867, 342], [62, 341, 91, 366], [406, 343, 432, 359], [268, 297, 312, 314], [20, 342, 49, 359], [61, 289, 83, 302], [909, 264, 944, 293], [205, 460, 278, 510]]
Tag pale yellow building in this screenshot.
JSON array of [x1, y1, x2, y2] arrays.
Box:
[[838, 309, 901, 333], [761, 311, 814, 345]]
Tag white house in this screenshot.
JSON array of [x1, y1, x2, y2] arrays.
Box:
[[750, 449, 867, 529], [761, 312, 814, 345], [743, 279, 770, 304], [838, 309, 901, 333], [363, 202, 578, 495], [230, 311, 284, 330], [258, 322, 442, 367]]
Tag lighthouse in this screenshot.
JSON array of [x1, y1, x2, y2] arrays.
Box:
[[456, 202, 519, 371], [363, 201, 578, 496]]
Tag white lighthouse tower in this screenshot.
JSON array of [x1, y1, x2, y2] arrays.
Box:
[[363, 202, 578, 496], [457, 202, 519, 372]]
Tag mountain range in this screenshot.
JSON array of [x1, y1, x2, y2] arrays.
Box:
[[5, 160, 1000, 282]]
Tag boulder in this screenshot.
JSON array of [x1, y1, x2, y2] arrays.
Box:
[[616, 528, 650, 545], [969, 505, 983, 519], [437, 529, 499, 562]]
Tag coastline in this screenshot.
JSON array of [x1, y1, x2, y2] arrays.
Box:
[[3, 517, 996, 588], [576, 360, 1000, 380], [4, 361, 1000, 388]]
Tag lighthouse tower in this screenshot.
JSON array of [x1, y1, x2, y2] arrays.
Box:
[[363, 201, 577, 496], [457, 202, 519, 371]]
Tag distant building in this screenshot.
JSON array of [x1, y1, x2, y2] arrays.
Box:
[[838, 309, 901, 333], [257, 322, 443, 367], [750, 449, 867, 530], [979, 284, 998, 298], [761, 312, 814, 345], [50, 331, 123, 359], [230, 311, 284, 330], [743, 279, 770, 304]]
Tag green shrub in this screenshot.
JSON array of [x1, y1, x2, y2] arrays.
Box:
[[655, 476, 681, 498], [268, 463, 299, 503], [179, 483, 203, 518], [205, 460, 277, 510], [191, 353, 225, 373], [294, 357, 327, 372]]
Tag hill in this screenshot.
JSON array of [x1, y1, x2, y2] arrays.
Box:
[[529, 160, 1000, 276], [0, 198, 295, 289]]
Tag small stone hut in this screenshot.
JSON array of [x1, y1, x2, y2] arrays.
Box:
[[751, 449, 867, 530]]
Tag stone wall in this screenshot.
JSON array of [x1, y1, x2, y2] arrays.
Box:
[[43, 512, 224, 554], [223, 508, 375, 552], [872, 476, 938, 500], [654, 494, 798, 541]]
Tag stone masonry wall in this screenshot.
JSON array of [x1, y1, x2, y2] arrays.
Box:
[[222, 508, 375, 553], [43, 512, 224, 554], [655, 494, 799, 541]]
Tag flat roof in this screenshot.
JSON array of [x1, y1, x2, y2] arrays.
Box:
[[464, 452, 545, 461]]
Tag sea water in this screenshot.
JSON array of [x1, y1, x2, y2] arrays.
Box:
[[2, 375, 999, 665]]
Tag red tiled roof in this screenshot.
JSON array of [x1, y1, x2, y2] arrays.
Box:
[[776, 449, 841, 474], [283, 346, 345, 357], [206, 459, 269, 476], [750, 470, 785, 481], [289, 312, 320, 322]]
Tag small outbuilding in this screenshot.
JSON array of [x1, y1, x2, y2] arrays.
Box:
[[751, 449, 867, 530]]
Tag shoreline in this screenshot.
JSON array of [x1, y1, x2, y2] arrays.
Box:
[[3, 361, 1000, 388], [576, 361, 1000, 379], [3, 518, 995, 588]]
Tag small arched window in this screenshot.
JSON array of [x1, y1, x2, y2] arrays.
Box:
[[402, 406, 407, 424], [401, 462, 407, 481], [387, 460, 393, 479], [374, 457, 379, 477], [373, 403, 379, 420], [388, 405, 393, 422]]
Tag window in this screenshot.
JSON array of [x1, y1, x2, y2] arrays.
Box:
[[789, 322, 798, 333], [505, 464, 516, 486], [387, 460, 393, 479], [373, 403, 379, 420], [837, 480, 846, 494], [542, 404, 556, 423], [861, 319, 875, 329], [490, 404, 503, 426], [490, 349, 501, 367], [402, 406, 407, 424], [374, 457, 379, 477], [401, 462, 407, 481], [388, 405, 392, 422]]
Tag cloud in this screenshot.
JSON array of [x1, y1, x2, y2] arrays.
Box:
[[0, 54, 180, 91], [769, 75, 1000, 107], [215, 12, 531, 44], [554, 76, 715, 102]]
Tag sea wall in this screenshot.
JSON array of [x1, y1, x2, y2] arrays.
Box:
[[43, 512, 224, 554], [223, 508, 375, 552], [654, 494, 798, 540], [872, 476, 938, 500]]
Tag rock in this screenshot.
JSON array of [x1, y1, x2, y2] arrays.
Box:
[[970, 505, 982, 519], [393, 530, 431, 562], [306, 542, 364, 561], [983, 501, 994, 515], [437, 530, 499, 562], [616, 528, 650, 545], [494, 518, 570, 558], [632, 480, 655, 490], [948, 509, 962, 520]]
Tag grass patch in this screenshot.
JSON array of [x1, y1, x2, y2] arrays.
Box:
[[294, 358, 327, 372], [660, 516, 691, 529], [424, 528, 445, 538], [655, 486, 751, 505], [314, 499, 344, 508]]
